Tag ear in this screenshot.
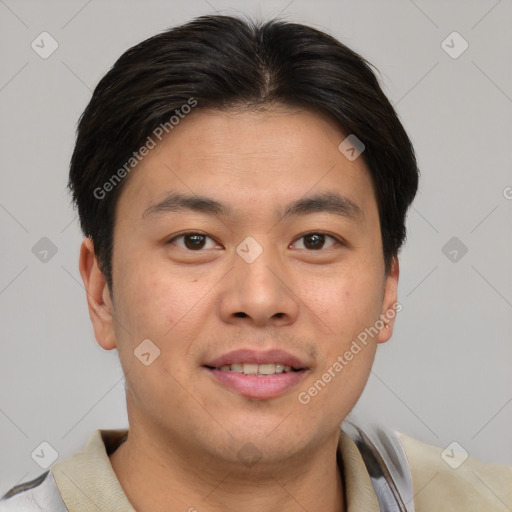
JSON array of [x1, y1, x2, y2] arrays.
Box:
[[377, 256, 400, 344], [79, 238, 117, 350]]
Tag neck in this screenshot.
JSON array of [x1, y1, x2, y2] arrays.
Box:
[[109, 424, 345, 512]]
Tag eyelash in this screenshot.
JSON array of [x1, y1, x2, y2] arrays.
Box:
[[166, 231, 344, 251]]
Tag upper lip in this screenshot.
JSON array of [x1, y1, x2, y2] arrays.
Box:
[[204, 349, 309, 370]]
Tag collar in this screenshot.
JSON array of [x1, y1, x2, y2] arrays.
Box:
[[51, 427, 380, 511]]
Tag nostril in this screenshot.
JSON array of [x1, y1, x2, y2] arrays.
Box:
[[234, 312, 247, 317]]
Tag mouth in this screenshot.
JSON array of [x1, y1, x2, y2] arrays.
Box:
[[204, 362, 303, 375], [203, 349, 310, 399]]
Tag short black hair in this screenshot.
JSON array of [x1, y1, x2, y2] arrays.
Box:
[[68, 14, 419, 290]]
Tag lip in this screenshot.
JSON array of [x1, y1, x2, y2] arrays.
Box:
[[204, 349, 308, 369], [203, 348, 310, 400], [206, 368, 308, 399]]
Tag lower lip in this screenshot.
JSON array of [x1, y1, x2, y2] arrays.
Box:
[[205, 368, 307, 399]]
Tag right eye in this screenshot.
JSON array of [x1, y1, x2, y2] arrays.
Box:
[[166, 232, 222, 251]]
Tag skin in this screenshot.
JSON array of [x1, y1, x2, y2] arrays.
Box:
[[80, 106, 399, 512]]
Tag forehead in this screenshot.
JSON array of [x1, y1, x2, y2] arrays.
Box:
[[116, 107, 378, 225]]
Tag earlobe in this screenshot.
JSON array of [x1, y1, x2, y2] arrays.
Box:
[[79, 238, 117, 350], [377, 257, 400, 344]]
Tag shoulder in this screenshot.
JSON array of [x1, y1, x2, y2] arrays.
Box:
[[0, 470, 67, 512], [398, 432, 512, 511], [343, 418, 512, 511]]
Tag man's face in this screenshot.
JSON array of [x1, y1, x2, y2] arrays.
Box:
[[84, 107, 398, 465]]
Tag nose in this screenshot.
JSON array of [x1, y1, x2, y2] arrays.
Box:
[[217, 243, 299, 328]]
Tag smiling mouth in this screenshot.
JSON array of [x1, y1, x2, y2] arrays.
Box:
[[204, 363, 304, 376]]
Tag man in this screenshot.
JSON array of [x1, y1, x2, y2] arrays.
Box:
[[1, 14, 510, 512]]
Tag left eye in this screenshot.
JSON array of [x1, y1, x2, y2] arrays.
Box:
[[168, 233, 221, 250], [291, 233, 338, 250]]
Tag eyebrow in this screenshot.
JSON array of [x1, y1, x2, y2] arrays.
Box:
[[280, 192, 363, 222], [142, 191, 363, 222], [143, 193, 230, 218]]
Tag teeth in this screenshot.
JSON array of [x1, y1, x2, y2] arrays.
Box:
[[215, 363, 298, 375], [243, 363, 258, 375], [258, 363, 275, 375]]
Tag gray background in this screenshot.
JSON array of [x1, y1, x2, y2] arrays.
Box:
[[1, 0, 511, 496]]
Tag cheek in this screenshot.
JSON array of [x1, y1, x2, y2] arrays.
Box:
[[300, 266, 383, 405], [111, 254, 219, 379], [330, 346, 376, 410], [300, 266, 383, 337], [297, 341, 377, 430], [115, 255, 201, 335], [112, 262, 207, 412]]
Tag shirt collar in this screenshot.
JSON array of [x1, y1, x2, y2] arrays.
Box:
[[52, 429, 134, 512], [52, 427, 380, 511]]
